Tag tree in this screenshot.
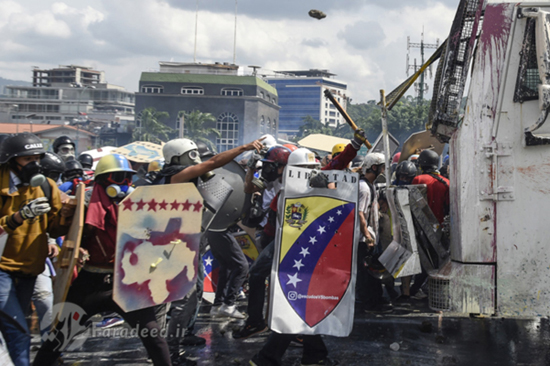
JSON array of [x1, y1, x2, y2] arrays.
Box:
[[179, 110, 221, 152], [294, 116, 334, 141], [132, 107, 172, 144]]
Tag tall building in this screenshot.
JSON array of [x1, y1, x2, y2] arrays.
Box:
[[265, 70, 348, 138], [136, 62, 280, 152], [0, 65, 135, 150]]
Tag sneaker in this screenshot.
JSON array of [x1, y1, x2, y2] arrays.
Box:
[[249, 353, 276, 366], [233, 322, 268, 339], [218, 304, 245, 319], [411, 289, 428, 300], [290, 335, 304, 347], [171, 352, 197, 366], [95, 317, 124, 329], [180, 334, 206, 346], [237, 289, 247, 300], [301, 357, 339, 365], [210, 305, 221, 316]]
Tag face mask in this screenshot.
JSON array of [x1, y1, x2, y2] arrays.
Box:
[[19, 161, 46, 187], [58, 144, 75, 162], [106, 184, 134, 199], [175, 150, 202, 167], [261, 163, 280, 182]]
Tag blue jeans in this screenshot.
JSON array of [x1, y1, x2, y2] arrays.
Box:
[[32, 266, 54, 339], [0, 269, 37, 366]]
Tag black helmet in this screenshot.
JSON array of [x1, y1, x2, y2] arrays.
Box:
[[64, 158, 83, 180], [77, 153, 94, 169], [0, 133, 46, 164], [41, 152, 66, 181], [195, 141, 215, 159], [395, 161, 417, 182], [417, 149, 439, 171], [52, 135, 75, 153]]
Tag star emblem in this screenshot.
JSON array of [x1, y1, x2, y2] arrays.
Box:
[[293, 259, 304, 271], [299, 247, 310, 257], [170, 200, 180, 210], [136, 199, 146, 211], [204, 256, 213, 267], [317, 226, 326, 235], [309, 236, 317, 245], [158, 200, 168, 210], [286, 273, 302, 288], [147, 199, 158, 211], [122, 198, 134, 211], [193, 201, 203, 212], [328, 216, 334, 223], [181, 200, 192, 211], [337, 210, 342, 216]]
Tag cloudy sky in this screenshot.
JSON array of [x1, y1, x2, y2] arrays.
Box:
[[0, 0, 458, 103]]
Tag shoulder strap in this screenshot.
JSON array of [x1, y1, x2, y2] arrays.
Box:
[[429, 173, 449, 187]]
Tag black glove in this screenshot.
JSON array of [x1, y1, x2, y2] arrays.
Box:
[[351, 129, 368, 150], [247, 153, 262, 169], [309, 170, 329, 188], [20, 197, 51, 220]]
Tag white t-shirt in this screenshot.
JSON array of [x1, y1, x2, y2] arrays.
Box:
[[358, 179, 379, 243]]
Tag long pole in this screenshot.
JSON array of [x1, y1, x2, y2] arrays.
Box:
[[380, 90, 391, 185], [233, 0, 237, 64]]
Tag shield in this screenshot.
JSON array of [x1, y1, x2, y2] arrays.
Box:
[[113, 183, 202, 312], [53, 183, 85, 305], [398, 130, 446, 163], [111, 141, 164, 163], [269, 167, 359, 336], [80, 146, 117, 170]]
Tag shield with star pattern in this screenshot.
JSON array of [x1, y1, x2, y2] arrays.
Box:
[[113, 183, 203, 312], [269, 167, 359, 336]]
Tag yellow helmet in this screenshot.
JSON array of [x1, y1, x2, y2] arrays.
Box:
[[95, 154, 136, 178], [147, 159, 164, 172], [332, 143, 346, 156]]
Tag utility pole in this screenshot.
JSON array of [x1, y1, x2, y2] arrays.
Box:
[[407, 29, 438, 105]]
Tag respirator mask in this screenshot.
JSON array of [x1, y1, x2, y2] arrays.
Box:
[[106, 184, 135, 199], [16, 161, 46, 187], [176, 150, 214, 181], [260, 162, 280, 183]]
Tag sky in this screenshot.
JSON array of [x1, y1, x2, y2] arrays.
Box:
[[0, 0, 458, 103]]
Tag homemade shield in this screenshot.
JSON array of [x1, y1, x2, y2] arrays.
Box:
[[113, 183, 202, 312], [111, 141, 164, 163], [269, 167, 359, 336], [398, 130, 446, 163], [53, 183, 85, 304]]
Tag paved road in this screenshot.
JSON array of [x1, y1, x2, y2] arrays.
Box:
[[29, 297, 550, 365]]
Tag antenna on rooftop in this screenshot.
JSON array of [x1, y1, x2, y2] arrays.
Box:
[[233, 0, 238, 65], [194, 0, 199, 62]]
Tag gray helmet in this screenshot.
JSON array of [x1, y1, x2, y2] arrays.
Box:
[[417, 150, 439, 171], [0, 133, 46, 164]]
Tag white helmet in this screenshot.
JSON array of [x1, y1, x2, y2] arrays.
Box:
[[288, 148, 320, 167], [260, 134, 277, 148], [163, 138, 198, 164], [361, 152, 385, 174]]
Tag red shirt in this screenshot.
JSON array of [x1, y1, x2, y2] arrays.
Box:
[[412, 173, 450, 224]]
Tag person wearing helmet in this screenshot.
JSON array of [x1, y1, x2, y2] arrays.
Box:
[[52, 135, 76, 162], [0, 133, 72, 366], [282, 143, 298, 152], [357, 152, 389, 313], [41, 152, 66, 184], [58, 159, 93, 195], [412, 149, 449, 224], [393, 161, 417, 186], [34, 153, 175, 366]]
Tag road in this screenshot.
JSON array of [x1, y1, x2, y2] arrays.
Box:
[[29, 297, 550, 366]]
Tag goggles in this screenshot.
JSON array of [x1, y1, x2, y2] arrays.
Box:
[[106, 171, 133, 185]]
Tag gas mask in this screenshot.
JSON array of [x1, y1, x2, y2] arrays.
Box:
[[260, 162, 281, 183], [57, 144, 75, 162], [17, 161, 46, 187], [174, 149, 214, 181], [106, 184, 134, 199]]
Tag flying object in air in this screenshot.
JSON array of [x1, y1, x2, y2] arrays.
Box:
[[308, 9, 326, 20]]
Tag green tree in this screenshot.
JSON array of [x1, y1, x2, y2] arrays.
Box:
[[132, 107, 173, 144], [294, 116, 334, 141], [179, 110, 221, 152]]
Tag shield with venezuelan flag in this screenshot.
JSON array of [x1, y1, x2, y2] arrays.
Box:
[[269, 167, 359, 336]]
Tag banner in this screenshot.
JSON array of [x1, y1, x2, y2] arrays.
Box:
[[269, 167, 359, 336]]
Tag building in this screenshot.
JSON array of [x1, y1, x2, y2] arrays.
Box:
[[265, 69, 348, 138], [136, 62, 280, 152], [0, 123, 96, 153], [0, 65, 135, 147]]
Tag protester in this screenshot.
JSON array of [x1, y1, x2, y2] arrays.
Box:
[[0, 133, 73, 366], [51, 136, 76, 162], [34, 154, 173, 366]]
